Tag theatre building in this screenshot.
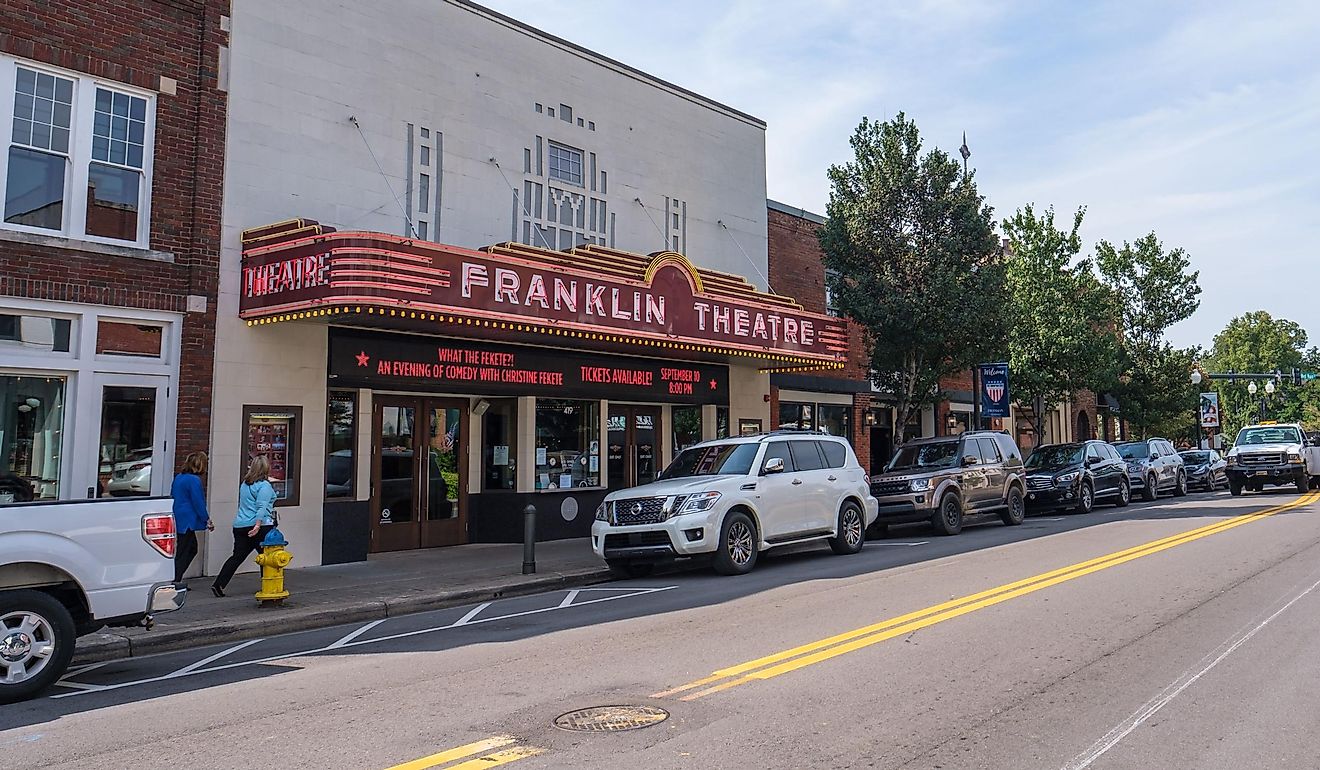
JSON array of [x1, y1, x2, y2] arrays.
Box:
[[210, 0, 847, 568]]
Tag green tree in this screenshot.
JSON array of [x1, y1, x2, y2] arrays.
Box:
[[1096, 233, 1202, 437], [820, 113, 1005, 445], [1203, 311, 1313, 438], [1001, 205, 1119, 439]]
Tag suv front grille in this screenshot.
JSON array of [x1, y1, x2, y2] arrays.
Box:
[[871, 479, 910, 496], [1027, 477, 1053, 490], [1240, 453, 1284, 467], [604, 532, 673, 549], [610, 496, 688, 526]]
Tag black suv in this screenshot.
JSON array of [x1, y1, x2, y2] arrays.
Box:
[[869, 430, 1027, 536], [1115, 438, 1187, 500], [1024, 440, 1131, 513]]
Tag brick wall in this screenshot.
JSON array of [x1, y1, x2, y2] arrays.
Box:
[[0, 0, 230, 469]]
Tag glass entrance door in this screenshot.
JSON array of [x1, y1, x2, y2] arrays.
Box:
[[607, 405, 661, 490], [93, 374, 167, 499], [370, 396, 467, 553]]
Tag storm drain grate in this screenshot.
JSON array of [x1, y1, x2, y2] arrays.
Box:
[[553, 705, 669, 732]]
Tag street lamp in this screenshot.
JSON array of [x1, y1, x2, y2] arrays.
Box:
[[1265, 380, 1276, 395], [1190, 370, 1202, 386], [1248, 381, 1258, 396]]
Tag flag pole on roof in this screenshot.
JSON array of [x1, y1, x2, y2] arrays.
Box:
[[959, 131, 971, 176]]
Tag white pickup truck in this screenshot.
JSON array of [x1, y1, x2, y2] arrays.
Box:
[[0, 497, 185, 702], [1224, 423, 1320, 496]]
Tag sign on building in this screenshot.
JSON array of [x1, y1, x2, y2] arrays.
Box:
[[979, 362, 1011, 418]]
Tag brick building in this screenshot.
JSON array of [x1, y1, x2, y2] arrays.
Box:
[[0, 0, 228, 507]]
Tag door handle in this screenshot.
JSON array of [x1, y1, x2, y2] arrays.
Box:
[[791, 479, 803, 485], [827, 475, 838, 482]]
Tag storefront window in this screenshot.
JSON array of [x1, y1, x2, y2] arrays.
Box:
[[482, 399, 516, 490], [244, 406, 301, 506], [96, 320, 162, 357], [98, 385, 156, 497], [325, 391, 355, 499], [0, 313, 72, 353], [779, 402, 812, 430], [535, 398, 600, 490], [0, 375, 64, 502], [818, 404, 852, 441], [672, 405, 702, 453], [716, 406, 730, 439]]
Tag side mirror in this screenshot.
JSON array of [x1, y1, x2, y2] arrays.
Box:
[[1086, 456, 1101, 466], [961, 455, 979, 467], [762, 457, 786, 475]]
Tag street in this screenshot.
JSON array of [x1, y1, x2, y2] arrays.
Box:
[[7, 489, 1320, 770]]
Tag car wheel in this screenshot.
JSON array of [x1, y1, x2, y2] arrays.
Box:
[[712, 511, 758, 575], [1074, 481, 1094, 514], [1000, 487, 1025, 526], [930, 493, 963, 536], [829, 501, 867, 555], [606, 559, 654, 579], [1174, 472, 1188, 497], [1296, 474, 1309, 494], [1114, 478, 1131, 507], [0, 590, 76, 704], [1229, 479, 1243, 496], [1142, 474, 1158, 502]]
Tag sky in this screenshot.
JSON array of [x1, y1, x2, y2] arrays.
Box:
[[479, 0, 1320, 352]]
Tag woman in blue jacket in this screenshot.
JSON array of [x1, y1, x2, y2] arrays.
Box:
[[171, 452, 212, 584], [211, 455, 277, 597]]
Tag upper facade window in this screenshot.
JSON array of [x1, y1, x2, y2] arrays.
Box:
[[547, 142, 583, 187], [1, 57, 154, 248]]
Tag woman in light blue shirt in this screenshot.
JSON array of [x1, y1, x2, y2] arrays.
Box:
[[211, 456, 277, 597]]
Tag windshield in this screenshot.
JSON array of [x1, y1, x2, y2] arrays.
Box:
[[1180, 451, 1212, 464], [1026, 444, 1085, 469], [886, 441, 959, 472], [659, 443, 760, 480], [1116, 443, 1149, 460], [1235, 426, 1303, 446]]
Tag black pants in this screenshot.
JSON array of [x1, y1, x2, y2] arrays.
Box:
[[213, 525, 274, 591], [174, 530, 200, 583]]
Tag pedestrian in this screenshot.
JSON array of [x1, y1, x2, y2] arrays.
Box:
[[171, 451, 212, 584], [211, 455, 277, 598]]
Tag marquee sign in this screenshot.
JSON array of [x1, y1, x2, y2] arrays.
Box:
[[329, 328, 729, 404], [239, 219, 848, 367]]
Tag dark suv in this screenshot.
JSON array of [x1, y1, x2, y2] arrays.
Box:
[[1024, 440, 1131, 513], [869, 431, 1027, 536], [1114, 438, 1187, 500]]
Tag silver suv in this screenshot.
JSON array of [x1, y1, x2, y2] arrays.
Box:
[[591, 432, 878, 576], [869, 431, 1027, 536]]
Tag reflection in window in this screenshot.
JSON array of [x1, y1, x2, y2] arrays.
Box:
[[0, 313, 72, 352], [0, 375, 65, 502], [535, 399, 599, 489], [818, 404, 852, 440], [96, 320, 162, 356], [672, 405, 702, 453], [99, 386, 156, 497], [325, 391, 356, 499], [716, 406, 730, 439], [85, 163, 141, 240], [779, 402, 812, 430], [482, 399, 516, 491], [426, 406, 460, 521]]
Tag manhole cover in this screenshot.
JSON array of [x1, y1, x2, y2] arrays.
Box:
[[553, 705, 669, 732]]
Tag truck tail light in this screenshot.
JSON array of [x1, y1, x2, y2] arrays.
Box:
[[143, 514, 177, 558]]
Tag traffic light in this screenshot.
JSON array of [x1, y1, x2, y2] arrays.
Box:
[[1295, 367, 1304, 386]]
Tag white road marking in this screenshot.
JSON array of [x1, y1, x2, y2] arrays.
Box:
[[873, 541, 929, 547], [1062, 573, 1320, 770], [326, 619, 386, 649], [52, 585, 677, 699], [1035, 517, 1067, 521], [556, 590, 580, 608], [50, 679, 108, 691], [452, 602, 492, 626], [59, 661, 110, 679], [164, 638, 264, 678]]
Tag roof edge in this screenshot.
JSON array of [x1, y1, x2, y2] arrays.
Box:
[[767, 198, 826, 225]]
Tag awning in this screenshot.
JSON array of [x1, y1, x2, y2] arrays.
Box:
[[238, 219, 849, 372]]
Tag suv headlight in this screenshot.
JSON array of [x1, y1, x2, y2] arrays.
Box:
[[1226, 455, 1240, 466], [595, 502, 609, 521], [678, 491, 722, 514], [1056, 471, 1080, 484], [1288, 452, 1304, 464], [909, 478, 931, 492]]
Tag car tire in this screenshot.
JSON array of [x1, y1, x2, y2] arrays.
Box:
[[1074, 481, 1095, 514], [1000, 487, 1025, 526], [930, 493, 963, 536], [829, 501, 866, 555], [0, 589, 76, 704], [712, 511, 758, 576], [1296, 474, 1309, 494], [1142, 474, 1158, 502], [1174, 472, 1188, 497], [606, 559, 654, 579], [1229, 479, 1243, 496], [1114, 478, 1131, 507]]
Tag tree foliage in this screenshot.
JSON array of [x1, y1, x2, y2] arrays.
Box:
[[1203, 311, 1317, 438], [1001, 205, 1118, 439], [820, 113, 1005, 444]]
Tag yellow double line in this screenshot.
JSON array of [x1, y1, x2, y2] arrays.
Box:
[[385, 736, 543, 770], [654, 490, 1319, 702]]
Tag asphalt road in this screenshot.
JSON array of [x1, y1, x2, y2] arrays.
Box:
[[6, 487, 1320, 770]]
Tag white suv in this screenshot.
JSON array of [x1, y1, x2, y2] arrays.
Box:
[[591, 432, 879, 576]]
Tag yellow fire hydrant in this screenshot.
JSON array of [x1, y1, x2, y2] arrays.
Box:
[[253, 527, 291, 607]]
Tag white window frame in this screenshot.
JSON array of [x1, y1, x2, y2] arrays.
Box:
[[0, 55, 156, 250], [547, 141, 584, 187]]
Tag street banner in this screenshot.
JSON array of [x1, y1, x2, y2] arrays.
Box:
[[1199, 392, 1220, 428], [979, 362, 1011, 418]]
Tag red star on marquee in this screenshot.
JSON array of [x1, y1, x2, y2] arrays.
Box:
[[709, 379, 718, 390], [355, 351, 370, 367]]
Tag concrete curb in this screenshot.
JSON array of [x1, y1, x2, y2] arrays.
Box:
[[73, 566, 614, 665]]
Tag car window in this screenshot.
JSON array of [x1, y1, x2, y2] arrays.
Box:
[[887, 440, 959, 471], [976, 438, 1001, 464], [1085, 444, 1101, 461], [1102, 445, 1119, 461], [762, 442, 795, 473], [959, 439, 983, 465], [820, 440, 847, 469], [1116, 443, 1149, 460], [995, 434, 1023, 463], [1026, 444, 1085, 469], [659, 442, 760, 479], [1236, 426, 1304, 445], [790, 441, 826, 471]]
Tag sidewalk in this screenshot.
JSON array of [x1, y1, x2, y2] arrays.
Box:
[[74, 538, 610, 664]]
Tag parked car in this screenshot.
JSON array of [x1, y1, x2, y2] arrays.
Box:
[[1114, 438, 1187, 500], [1179, 449, 1228, 492], [591, 431, 878, 577], [1224, 422, 1318, 495], [1024, 440, 1131, 513], [105, 449, 153, 496], [868, 431, 1027, 536]]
